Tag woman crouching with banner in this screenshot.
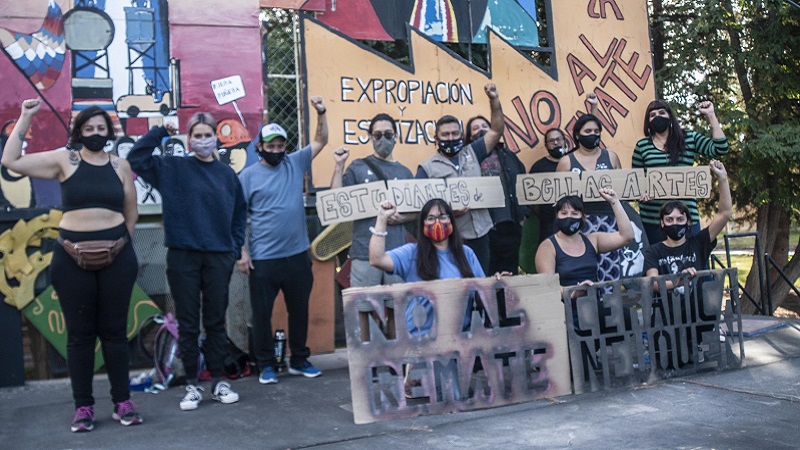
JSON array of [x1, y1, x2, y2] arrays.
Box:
[[369, 198, 485, 282], [534, 188, 633, 293], [369, 198, 486, 399]]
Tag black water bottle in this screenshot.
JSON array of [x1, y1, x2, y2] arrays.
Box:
[[274, 330, 287, 372]]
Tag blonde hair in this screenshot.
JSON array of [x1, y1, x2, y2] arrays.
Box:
[[186, 112, 220, 160], [186, 112, 217, 136]]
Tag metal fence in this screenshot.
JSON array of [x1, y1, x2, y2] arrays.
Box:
[[263, 8, 302, 153]]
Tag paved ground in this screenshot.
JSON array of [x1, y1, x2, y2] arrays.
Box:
[[3, 316, 800, 449]]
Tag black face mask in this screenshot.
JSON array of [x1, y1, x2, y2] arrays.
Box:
[[662, 223, 689, 241], [556, 217, 582, 236], [80, 134, 109, 152], [649, 116, 671, 134], [260, 151, 286, 166], [473, 129, 488, 141], [578, 134, 601, 150], [548, 146, 567, 159], [438, 138, 464, 157]]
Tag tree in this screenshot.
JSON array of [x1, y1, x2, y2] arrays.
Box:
[[650, 0, 800, 313]]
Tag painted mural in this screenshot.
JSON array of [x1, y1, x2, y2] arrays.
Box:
[[0, 0, 262, 208], [304, 0, 656, 185]]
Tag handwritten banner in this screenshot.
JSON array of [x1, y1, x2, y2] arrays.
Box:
[[516, 166, 710, 205], [342, 274, 571, 424], [316, 177, 505, 225]]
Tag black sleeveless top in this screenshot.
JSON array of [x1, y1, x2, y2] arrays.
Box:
[[61, 154, 125, 213], [550, 234, 598, 286], [567, 148, 614, 215]]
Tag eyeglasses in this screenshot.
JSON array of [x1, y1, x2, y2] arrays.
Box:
[[371, 131, 395, 141], [545, 137, 564, 145], [424, 214, 451, 224]]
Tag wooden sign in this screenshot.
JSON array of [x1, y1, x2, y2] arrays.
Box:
[[342, 274, 571, 424], [516, 167, 710, 205], [316, 177, 505, 225]]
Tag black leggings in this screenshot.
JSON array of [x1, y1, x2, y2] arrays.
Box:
[[50, 224, 137, 408]]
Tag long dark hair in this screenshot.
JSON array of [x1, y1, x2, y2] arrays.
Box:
[[572, 114, 603, 145], [69, 106, 115, 144], [644, 100, 685, 164], [416, 199, 474, 281]]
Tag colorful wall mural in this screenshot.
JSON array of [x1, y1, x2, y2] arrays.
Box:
[[0, 0, 262, 208], [304, 0, 655, 185], [2, 0, 656, 201]]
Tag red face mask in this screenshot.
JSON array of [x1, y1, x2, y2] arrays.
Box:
[[423, 221, 453, 243]]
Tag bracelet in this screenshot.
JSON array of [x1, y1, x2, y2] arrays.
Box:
[[369, 226, 388, 237], [318, 108, 326, 115]]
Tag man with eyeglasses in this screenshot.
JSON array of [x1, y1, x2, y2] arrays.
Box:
[[236, 96, 328, 385], [415, 83, 504, 274], [330, 113, 414, 289]]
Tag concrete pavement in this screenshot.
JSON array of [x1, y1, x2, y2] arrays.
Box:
[[3, 316, 800, 449]]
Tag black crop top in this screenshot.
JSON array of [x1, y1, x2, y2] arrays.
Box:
[[61, 155, 125, 213]]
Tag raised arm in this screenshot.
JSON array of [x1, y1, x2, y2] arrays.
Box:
[[586, 92, 600, 116], [697, 101, 725, 140], [482, 83, 504, 152], [127, 125, 171, 188], [330, 146, 349, 188], [592, 188, 634, 253], [309, 96, 328, 158], [1, 99, 64, 180], [368, 201, 397, 272], [707, 160, 732, 238]]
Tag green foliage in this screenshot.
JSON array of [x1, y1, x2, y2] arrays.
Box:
[[652, 0, 800, 221]]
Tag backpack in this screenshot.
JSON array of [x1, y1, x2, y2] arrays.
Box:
[[138, 313, 194, 389]]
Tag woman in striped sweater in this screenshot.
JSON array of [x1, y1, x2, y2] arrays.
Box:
[[633, 100, 729, 245]]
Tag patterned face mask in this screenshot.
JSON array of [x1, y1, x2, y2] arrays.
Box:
[[423, 221, 453, 243]]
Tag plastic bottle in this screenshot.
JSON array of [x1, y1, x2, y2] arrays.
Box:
[[274, 330, 287, 372]]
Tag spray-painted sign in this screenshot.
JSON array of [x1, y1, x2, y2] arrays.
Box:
[[316, 176, 505, 225], [342, 274, 571, 424], [563, 269, 744, 394], [516, 166, 711, 205]]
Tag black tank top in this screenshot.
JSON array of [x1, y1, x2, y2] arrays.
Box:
[[567, 148, 614, 216], [61, 154, 125, 213], [550, 234, 598, 286]]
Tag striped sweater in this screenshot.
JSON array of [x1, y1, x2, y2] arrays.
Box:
[[632, 130, 729, 225]]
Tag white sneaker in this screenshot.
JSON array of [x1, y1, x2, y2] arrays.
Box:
[[212, 381, 239, 404], [180, 384, 204, 411]]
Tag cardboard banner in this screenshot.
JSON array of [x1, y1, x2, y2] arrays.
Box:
[[316, 176, 505, 225], [342, 274, 571, 424], [316, 181, 389, 226], [516, 166, 710, 205]]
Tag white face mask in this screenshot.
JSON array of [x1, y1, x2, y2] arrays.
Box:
[[190, 136, 216, 158]]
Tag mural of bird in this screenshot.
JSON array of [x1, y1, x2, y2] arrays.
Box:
[[0, 0, 66, 90]]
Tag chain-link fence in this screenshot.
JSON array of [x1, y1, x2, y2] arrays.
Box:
[[262, 8, 302, 153]]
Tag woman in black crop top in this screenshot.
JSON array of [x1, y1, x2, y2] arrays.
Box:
[[2, 99, 141, 432], [535, 189, 633, 292]]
